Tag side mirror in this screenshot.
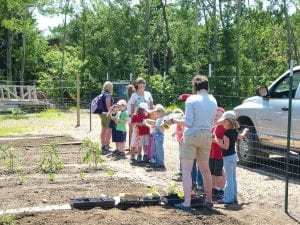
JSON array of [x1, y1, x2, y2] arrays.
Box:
[[256, 86, 269, 97]]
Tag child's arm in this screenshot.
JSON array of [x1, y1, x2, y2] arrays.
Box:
[[238, 128, 249, 139], [214, 135, 230, 150]]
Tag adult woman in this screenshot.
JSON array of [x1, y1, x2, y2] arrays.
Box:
[[100, 81, 114, 154], [169, 75, 217, 210], [129, 77, 154, 116]]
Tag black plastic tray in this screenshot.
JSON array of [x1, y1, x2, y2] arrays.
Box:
[[160, 195, 205, 207], [70, 197, 115, 210], [117, 198, 160, 210]]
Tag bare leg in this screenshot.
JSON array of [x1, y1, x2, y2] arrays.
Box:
[[181, 158, 194, 206], [198, 160, 213, 203]]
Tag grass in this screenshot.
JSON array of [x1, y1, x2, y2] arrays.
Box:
[[0, 127, 29, 136], [36, 109, 68, 119]]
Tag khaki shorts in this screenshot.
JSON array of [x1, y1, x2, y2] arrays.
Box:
[[100, 114, 110, 128], [180, 130, 211, 161]]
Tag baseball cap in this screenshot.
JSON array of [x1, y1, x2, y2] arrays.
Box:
[[138, 102, 149, 112], [152, 104, 164, 112], [217, 110, 236, 122], [117, 99, 127, 106]]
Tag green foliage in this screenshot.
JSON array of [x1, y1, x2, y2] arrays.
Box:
[[0, 145, 21, 173], [0, 127, 28, 136], [106, 170, 115, 179], [80, 138, 103, 169], [18, 175, 26, 185], [79, 172, 85, 181], [0, 213, 15, 225], [36, 108, 64, 119], [145, 186, 160, 199], [48, 173, 56, 182], [38, 142, 64, 173]]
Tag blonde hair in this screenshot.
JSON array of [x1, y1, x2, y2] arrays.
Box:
[[226, 118, 240, 130], [172, 108, 184, 114], [102, 81, 113, 94]]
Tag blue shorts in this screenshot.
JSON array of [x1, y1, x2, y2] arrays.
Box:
[[115, 130, 126, 142]]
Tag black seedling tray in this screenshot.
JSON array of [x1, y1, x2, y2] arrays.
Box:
[[161, 194, 205, 207], [70, 197, 115, 210], [117, 198, 160, 210]]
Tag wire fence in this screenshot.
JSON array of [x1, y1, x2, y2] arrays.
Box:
[[0, 78, 300, 221]]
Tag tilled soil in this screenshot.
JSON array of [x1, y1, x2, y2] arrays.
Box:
[[0, 110, 299, 224]]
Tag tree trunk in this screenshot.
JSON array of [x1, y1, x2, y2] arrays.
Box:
[[145, 0, 154, 75], [236, 0, 241, 97], [161, 0, 171, 75], [195, 0, 199, 75], [20, 31, 26, 85], [213, 0, 218, 72], [6, 29, 13, 83]]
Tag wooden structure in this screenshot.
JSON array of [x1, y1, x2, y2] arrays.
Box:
[[0, 85, 52, 112], [0, 85, 38, 102]]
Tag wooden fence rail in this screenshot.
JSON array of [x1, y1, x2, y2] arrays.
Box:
[[0, 85, 38, 102]]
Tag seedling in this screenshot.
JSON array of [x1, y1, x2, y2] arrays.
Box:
[[0, 213, 15, 225], [0, 145, 20, 173], [38, 142, 63, 173], [79, 172, 85, 181], [167, 183, 178, 195], [176, 190, 184, 198], [106, 170, 115, 179], [80, 138, 103, 169], [145, 186, 160, 199], [48, 173, 56, 182], [18, 175, 26, 185]]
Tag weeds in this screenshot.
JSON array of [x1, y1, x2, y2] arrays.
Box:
[[79, 172, 85, 181], [18, 175, 26, 185], [48, 173, 56, 182], [0, 145, 20, 173], [80, 138, 103, 169], [37, 142, 63, 173], [106, 170, 115, 179], [0, 213, 15, 225]]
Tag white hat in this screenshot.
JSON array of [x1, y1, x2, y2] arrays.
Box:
[[217, 110, 236, 122], [152, 104, 164, 112], [138, 102, 149, 112], [117, 99, 127, 106]]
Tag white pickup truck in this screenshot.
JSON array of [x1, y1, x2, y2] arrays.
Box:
[[234, 66, 300, 165]]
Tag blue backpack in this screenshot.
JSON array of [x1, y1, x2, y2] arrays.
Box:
[[91, 93, 106, 114]]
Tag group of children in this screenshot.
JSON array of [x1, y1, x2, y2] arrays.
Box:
[[106, 97, 248, 204], [107, 99, 172, 169]]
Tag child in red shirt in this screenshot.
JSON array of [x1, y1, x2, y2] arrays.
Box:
[[130, 102, 150, 162], [209, 107, 226, 199]]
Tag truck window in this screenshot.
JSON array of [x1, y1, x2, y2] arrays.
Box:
[[270, 71, 300, 99]]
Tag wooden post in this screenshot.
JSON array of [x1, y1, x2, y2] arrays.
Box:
[[76, 73, 80, 126]]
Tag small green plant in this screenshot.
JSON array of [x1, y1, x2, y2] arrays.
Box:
[[48, 173, 56, 182], [145, 186, 160, 199], [80, 138, 103, 169], [38, 142, 63, 173], [106, 170, 115, 179], [0, 213, 15, 225], [18, 175, 26, 185], [0, 145, 20, 173], [79, 172, 85, 181], [176, 190, 184, 198], [167, 183, 178, 195], [11, 108, 23, 119]]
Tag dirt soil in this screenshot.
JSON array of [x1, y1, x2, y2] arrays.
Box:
[[0, 110, 299, 225]]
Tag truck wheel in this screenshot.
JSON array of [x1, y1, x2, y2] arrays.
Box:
[[236, 126, 258, 166]]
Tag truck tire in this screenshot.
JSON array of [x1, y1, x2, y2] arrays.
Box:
[[236, 125, 258, 167]]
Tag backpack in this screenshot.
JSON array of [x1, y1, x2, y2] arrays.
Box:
[[91, 93, 106, 114]]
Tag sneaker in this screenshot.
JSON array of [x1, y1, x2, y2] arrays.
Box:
[[149, 159, 156, 164], [142, 154, 148, 162], [137, 155, 142, 162], [203, 201, 214, 208], [153, 164, 166, 170], [112, 149, 120, 155], [118, 151, 126, 157]]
